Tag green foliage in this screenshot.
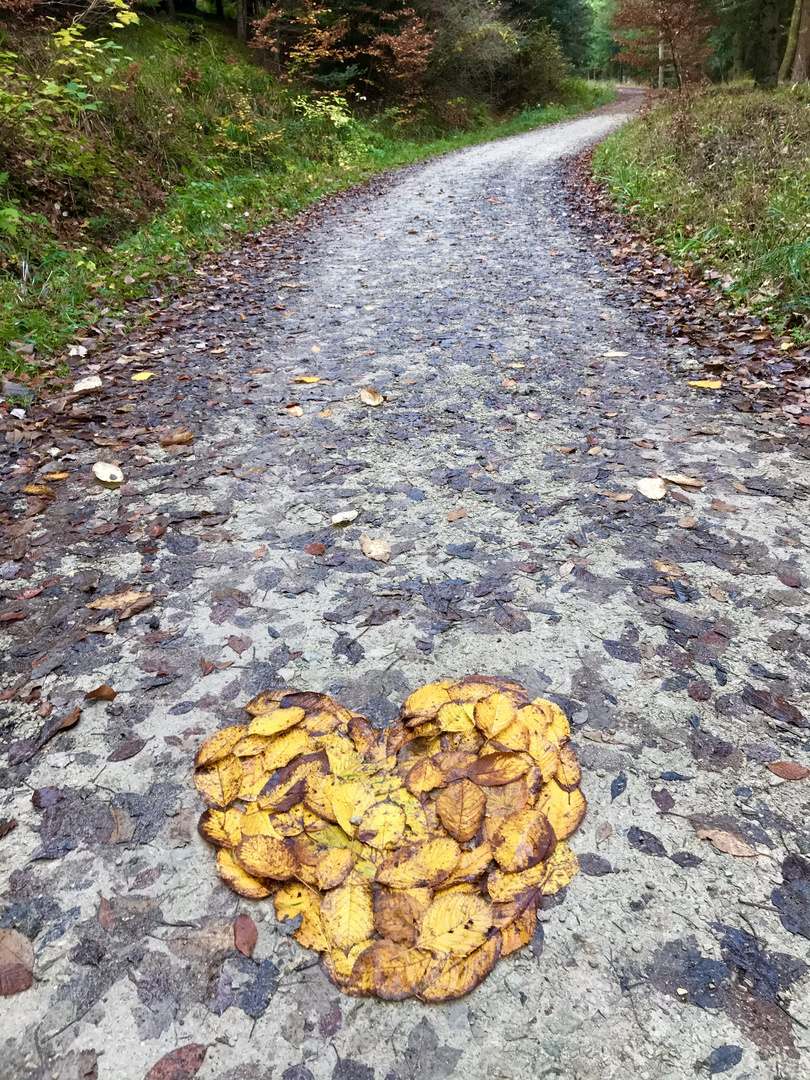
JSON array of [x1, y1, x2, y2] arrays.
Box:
[[0, 12, 615, 372], [593, 85, 810, 331]]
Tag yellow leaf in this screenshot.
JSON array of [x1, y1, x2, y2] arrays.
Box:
[[688, 379, 722, 389], [131, 371, 156, 381], [234, 834, 298, 880], [195, 725, 248, 768], [417, 890, 492, 957], [534, 781, 586, 841], [474, 693, 518, 738], [348, 941, 432, 999], [555, 744, 582, 791], [216, 848, 272, 899], [274, 881, 329, 950], [316, 848, 355, 890], [435, 779, 486, 843], [491, 807, 556, 873], [376, 837, 460, 889], [357, 799, 407, 850], [401, 683, 453, 724], [194, 756, 242, 809], [294, 375, 321, 383], [247, 705, 306, 737], [320, 870, 374, 950], [418, 935, 501, 1002], [436, 702, 475, 734], [331, 780, 376, 837]]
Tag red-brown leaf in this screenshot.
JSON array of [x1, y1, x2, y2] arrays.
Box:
[[144, 1044, 207, 1080], [84, 684, 117, 702], [228, 635, 252, 656], [234, 912, 258, 958], [766, 761, 810, 780], [98, 896, 115, 932]]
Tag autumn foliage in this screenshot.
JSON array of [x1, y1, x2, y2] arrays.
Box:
[[612, 0, 716, 87], [194, 676, 585, 1001]]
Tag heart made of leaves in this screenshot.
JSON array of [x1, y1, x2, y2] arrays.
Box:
[[194, 675, 586, 1002]]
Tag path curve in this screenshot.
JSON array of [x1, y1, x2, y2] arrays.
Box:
[[2, 92, 809, 1079]]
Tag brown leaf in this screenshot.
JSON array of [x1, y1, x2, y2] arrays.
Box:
[[200, 658, 215, 676], [98, 896, 115, 932], [0, 928, 34, 996], [87, 590, 152, 613], [305, 542, 325, 555], [447, 508, 467, 522], [359, 386, 384, 406], [144, 1044, 207, 1080], [161, 429, 194, 447], [84, 685, 117, 702], [766, 761, 810, 780], [695, 828, 759, 857], [0, 818, 18, 839], [228, 635, 252, 656], [234, 912, 258, 958], [107, 738, 146, 762], [711, 499, 739, 513], [359, 535, 391, 563], [435, 780, 487, 842]]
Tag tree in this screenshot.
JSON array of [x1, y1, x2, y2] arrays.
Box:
[[780, 0, 810, 78], [612, 0, 716, 86]]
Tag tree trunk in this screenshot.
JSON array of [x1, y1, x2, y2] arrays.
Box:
[[780, 0, 803, 78], [792, 0, 810, 78], [215, 0, 223, 17], [166, 0, 175, 16], [756, 0, 781, 88], [236, 0, 247, 40]]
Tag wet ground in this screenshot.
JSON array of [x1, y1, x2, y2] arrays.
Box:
[[2, 91, 810, 1080]]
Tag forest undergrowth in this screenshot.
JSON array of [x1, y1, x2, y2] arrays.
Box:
[[0, 17, 614, 375], [593, 85, 810, 338]]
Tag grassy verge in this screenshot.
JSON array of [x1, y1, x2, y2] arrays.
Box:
[[0, 19, 616, 376], [592, 85, 810, 338]]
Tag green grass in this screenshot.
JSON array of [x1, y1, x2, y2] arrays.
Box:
[[0, 19, 616, 376], [592, 83, 810, 336]]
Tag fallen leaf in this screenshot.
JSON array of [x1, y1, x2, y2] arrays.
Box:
[[228, 635, 252, 656], [447, 508, 467, 522], [294, 375, 320, 384], [637, 477, 666, 500], [305, 542, 326, 555], [84, 685, 117, 702], [659, 473, 704, 488], [678, 515, 698, 529], [98, 896, 115, 932], [709, 587, 728, 603], [92, 462, 124, 487], [234, 912, 258, 957], [766, 761, 810, 781], [696, 828, 759, 857], [161, 430, 194, 447], [0, 928, 33, 996], [360, 386, 384, 406], [602, 350, 628, 357], [332, 510, 358, 526], [72, 375, 102, 393], [131, 371, 156, 382], [360, 535, 391, 563], [597, 490, 632, 502], [688, 380, 722, 389], [144, 1044, 207, 1080], [318, 408, 333, 418], [200, 658, 215, 676], [0, 818, 18, 839], [552, 445, 575, 454], [285, 403, 304, 416], [711, 499, 739, 513], [87, 591, 151, 613]]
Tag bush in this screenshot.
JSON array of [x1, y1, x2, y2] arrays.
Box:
[[593, 86, 810, 331]]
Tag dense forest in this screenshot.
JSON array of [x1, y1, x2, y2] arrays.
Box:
[[1, 0, 808, 369]]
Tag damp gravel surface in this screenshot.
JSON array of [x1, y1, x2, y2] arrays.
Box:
[[2, 91, 810, 1080]]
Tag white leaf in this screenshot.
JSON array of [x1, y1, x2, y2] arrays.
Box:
[[637, 477, 666, 500]]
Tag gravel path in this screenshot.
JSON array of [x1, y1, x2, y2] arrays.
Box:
[[3, 91, 810, 1080]]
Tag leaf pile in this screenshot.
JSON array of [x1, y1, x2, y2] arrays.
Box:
[[194, 675, 585, 1002]]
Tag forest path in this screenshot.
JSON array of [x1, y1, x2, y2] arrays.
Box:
[[3, 91, 810, 1080]]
